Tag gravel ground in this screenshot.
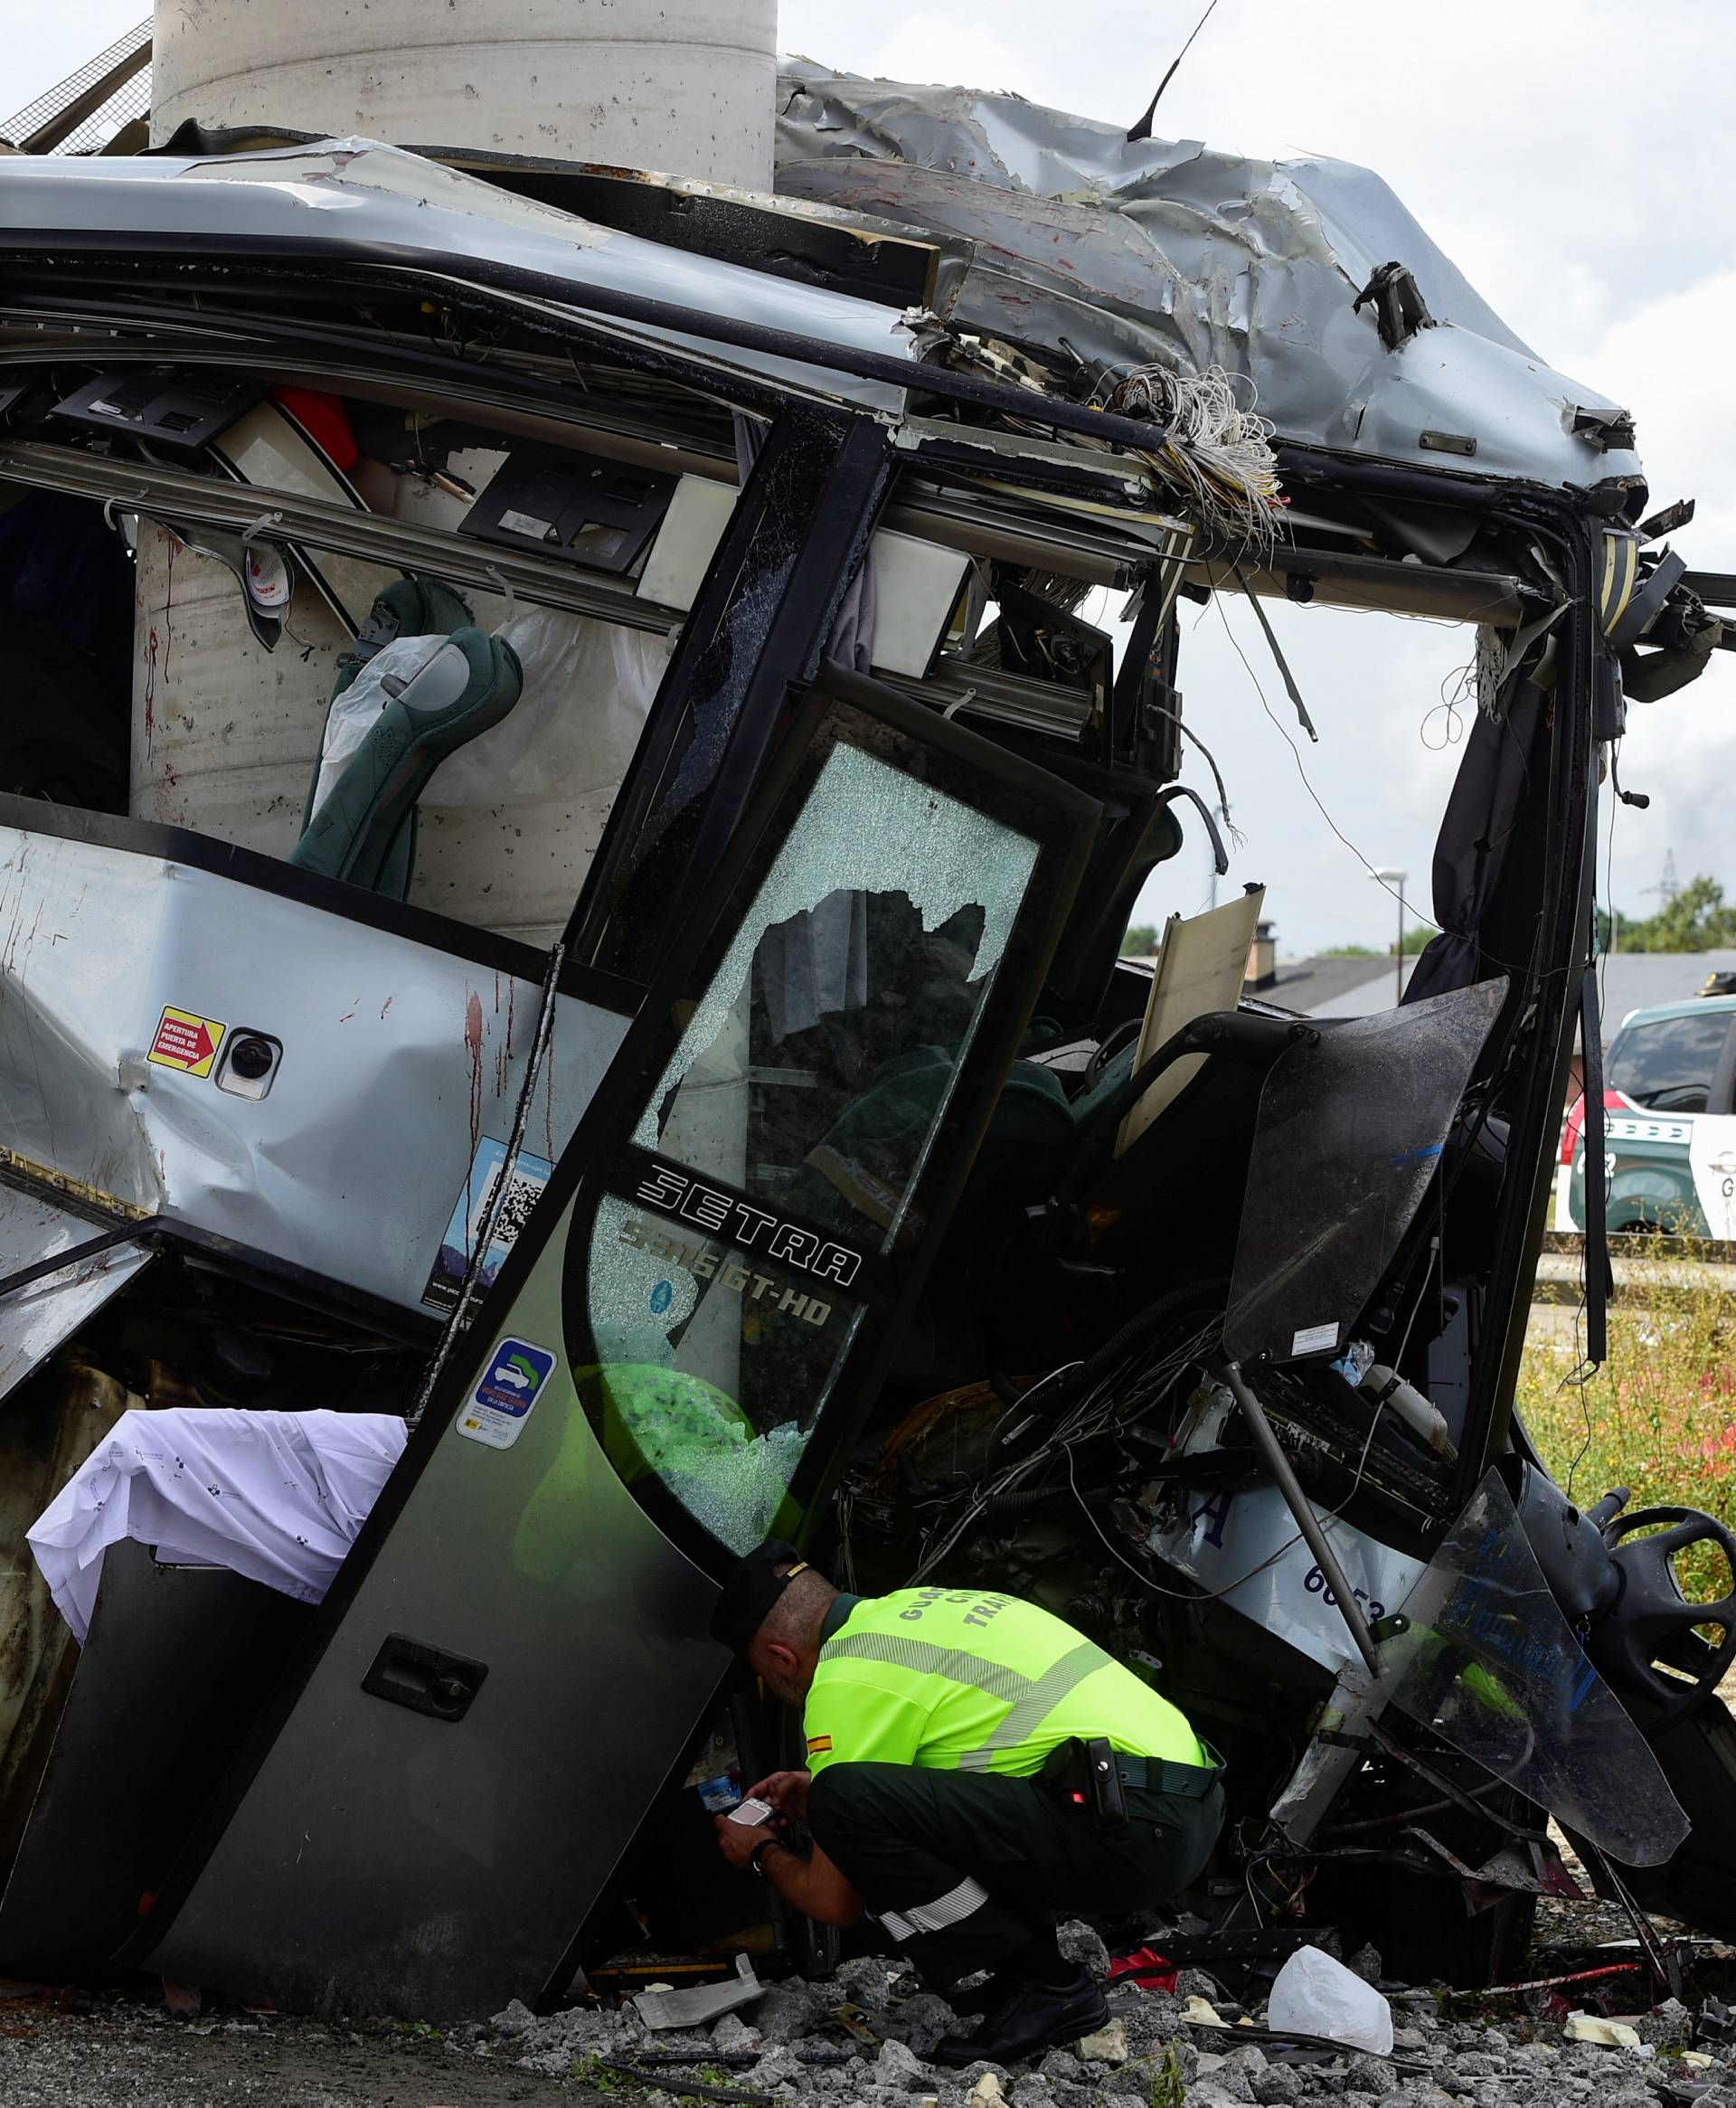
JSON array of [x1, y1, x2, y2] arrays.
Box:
[[5, 1913, 1735, 2108], [0, 1992, 608, 2108]]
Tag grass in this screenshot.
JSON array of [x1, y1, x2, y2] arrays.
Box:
[[571, 2056, 645, 2094], [1146, 2045, 1187, 2107], [1519, 1250, 1736, 1603]]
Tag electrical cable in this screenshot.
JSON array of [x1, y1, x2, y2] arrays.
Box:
[[907, 1319, 1220, 1581], [1214, 590, 1570, 999], [1420, 652, 1473, 752], [1212, 592, 1424, 933], [907, 1281, 1395, 1612], [1146, 702, 1242, 847], [1063, 1384, 1392, 1608]]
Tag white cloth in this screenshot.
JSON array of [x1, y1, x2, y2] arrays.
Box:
[[27, 1407, 406, 1642]]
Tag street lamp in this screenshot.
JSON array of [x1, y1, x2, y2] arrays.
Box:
[[1372, 867, 1407, 1004]]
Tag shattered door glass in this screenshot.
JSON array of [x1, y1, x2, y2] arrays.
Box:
[[1377, 1470, 1690, 1867], [1224, 978, 1506, 1365], [588, 738, 1043, 1553]]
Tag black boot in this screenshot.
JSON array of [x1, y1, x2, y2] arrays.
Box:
[[930, 1963, 1108, 2066], [948, 1970, 1014, 2017]]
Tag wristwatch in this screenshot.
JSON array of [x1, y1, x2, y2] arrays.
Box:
[[748, 1839, 776, 1880]]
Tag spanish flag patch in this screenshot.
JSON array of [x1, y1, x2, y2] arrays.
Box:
[[807, 1735, 833, 1756]]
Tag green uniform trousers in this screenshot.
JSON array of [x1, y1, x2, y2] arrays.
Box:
[[805, 1759, 1224, 1990]]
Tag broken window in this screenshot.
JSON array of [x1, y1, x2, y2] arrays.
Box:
[[589, 736, 1044, 1553], [1376, 1470, 1690, 1867], [11, 373, 723, 947], [635, 741, 1039, 1241]]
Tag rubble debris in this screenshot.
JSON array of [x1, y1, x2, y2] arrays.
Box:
[[633, 1954, 764, 2032], [1076, 2018, 1128, 2064], [1564, 2012, 1646, 2048], [1056, 1921, 1112, 1980], [599, 2058, 774, 2105], [448, 1944, 1736, 2108]]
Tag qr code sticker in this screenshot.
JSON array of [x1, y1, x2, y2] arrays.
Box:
[[488, 1167, 546, 1248], [425, 1141, 557, 1312]]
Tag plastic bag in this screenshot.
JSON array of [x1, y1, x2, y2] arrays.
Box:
[[1267, 1944, 1392, 2055]]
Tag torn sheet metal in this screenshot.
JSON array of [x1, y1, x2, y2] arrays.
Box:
[[0, 1186, 151, 1408], [1151, 1481, 1425, 1677], [0, 140, 920, 414], [775, 66, 1644, 490], [0, 818, 629, 1313]]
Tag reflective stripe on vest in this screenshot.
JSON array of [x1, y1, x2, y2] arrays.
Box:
[[875, 1876, 992, 1944], [823, 1629, 1112, 1769]]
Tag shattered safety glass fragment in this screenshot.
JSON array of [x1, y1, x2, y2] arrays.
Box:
[[1376, 1470, 1690, 1867], [1224, 978, 1506, 1365], [634, 740, 1040, 1252], [581, 1193, 863, 1554]]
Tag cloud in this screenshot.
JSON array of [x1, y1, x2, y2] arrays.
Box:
[[5, 0, 147, 131], [836, 13, 1035, 93]]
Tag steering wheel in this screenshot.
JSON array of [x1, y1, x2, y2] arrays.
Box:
[[1083, 1016, 1143, 1093], [1602, 1506, 1736, 1734]]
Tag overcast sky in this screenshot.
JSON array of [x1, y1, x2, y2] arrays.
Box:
[[13, 3, 1734, 953]]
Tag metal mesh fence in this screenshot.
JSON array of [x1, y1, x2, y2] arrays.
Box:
[[1, 20, 152, 155]]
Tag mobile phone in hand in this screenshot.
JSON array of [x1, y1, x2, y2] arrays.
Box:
[[728, 1794, 776, 1827]]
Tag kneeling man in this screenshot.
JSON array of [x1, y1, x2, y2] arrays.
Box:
[[712, 1541, 1223, 2065]]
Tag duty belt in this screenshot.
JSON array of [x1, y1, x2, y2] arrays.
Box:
[[1040, 1735, 1224, 1826], [1106, 1751, 1223, 1799]]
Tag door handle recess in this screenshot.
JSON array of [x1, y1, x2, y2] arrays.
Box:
[[361, 1633, 488, 1722]]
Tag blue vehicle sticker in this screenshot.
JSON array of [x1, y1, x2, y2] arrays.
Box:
[[457, 1337, 557, 1451]]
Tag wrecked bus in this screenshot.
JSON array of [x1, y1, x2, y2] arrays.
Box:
[[0, 66, 1731, 2020]]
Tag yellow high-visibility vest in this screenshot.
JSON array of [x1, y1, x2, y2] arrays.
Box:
[[802, 1587, 1206, 1778]]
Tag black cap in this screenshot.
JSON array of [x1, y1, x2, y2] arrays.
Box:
[[710, 1538, 808, 1653]]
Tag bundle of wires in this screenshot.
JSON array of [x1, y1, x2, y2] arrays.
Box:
[[905, 1313, 1222, 1583], [893, 1300, 1401, 1618], [1099, 364, 1281, 555]]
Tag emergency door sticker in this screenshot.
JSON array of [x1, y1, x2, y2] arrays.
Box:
[[147, 1006, 227, 1079], [456, 1337, 557, 1451], [423, 1138, 555, 1311]]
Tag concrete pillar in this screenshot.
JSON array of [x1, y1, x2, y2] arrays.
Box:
[[149, 0, 777, 187]]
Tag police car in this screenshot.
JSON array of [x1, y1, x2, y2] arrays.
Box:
[[1565, 983, 1736, 1238]]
